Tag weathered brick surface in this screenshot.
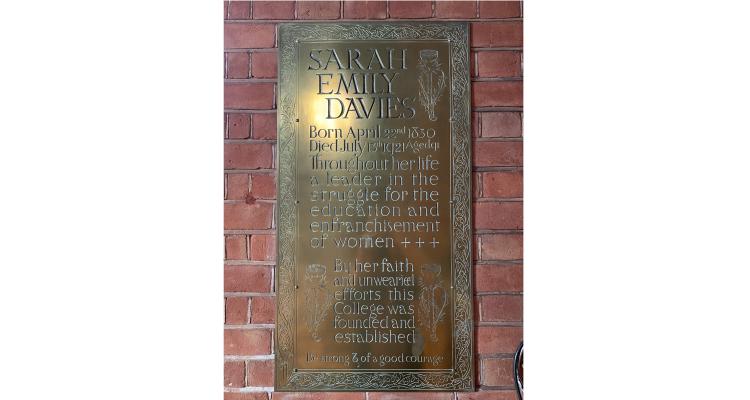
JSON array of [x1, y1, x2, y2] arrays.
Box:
[[478, 1, 522, 19], [473, 81, 523, 107], [226, 52, 250, 79], [250, 296, 276, 324], [297, 1, 341, 20], [225, 83, 275, 110], [435, 1, 476, 19], [224, 360, 245, 387], [481, 357, 515, 386], [343, 1, 387, 19], [480, 233, 523, 260], [225, 296, 249, 324], [224, 2, 524, 396], [474, 201, 523, 230], [482, 171, 523, 198], [251, 51, 277, 78], [473, 141, 523, 167], [224, 202, 273, 230], [388, 1, 432, 19], [480, 294, 523, 322], [477, 326, 523, 354], [253, 1, 295, 19], [225, 393, 269, 400], [224, 265, 273, 293], [477, 51, 522, 77], [227, 1, 252, 20], [225, 143, 274, 169], [224, 328, 272, 355], [481, 112, 523, 138], [225, 23, 275, 48], [226, 113, 250, 139], [471, 21, 523, 47], [475, 264, 523, 293], [251, 113, 276, 139], [247, 359, 274, 386]]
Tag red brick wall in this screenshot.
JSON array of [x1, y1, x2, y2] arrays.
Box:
[[224, 1, 522, 398]]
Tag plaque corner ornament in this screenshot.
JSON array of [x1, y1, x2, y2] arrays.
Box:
[[274, 21, 474, 392]]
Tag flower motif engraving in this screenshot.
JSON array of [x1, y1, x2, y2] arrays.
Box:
[[417, 50, 447, 122], [418, 264, 448, 342], [303, 264, 334, 342]]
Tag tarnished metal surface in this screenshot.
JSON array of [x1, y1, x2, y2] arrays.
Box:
[[275, 22, 472, 392]]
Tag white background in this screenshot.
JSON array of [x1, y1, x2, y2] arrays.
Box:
[[0, 2, 749, 399]]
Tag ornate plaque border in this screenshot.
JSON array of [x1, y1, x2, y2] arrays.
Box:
[[275, 22, 473, 392]]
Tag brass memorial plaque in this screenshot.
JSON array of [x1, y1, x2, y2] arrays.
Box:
[[275, 22, 473, 391]]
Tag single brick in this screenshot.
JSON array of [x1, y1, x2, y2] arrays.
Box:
[[252, 1, 295, 19], [225, 296, 249, 324], [473, 141, 522, 167], [475, 264, 523, 292], [481, 233, 523, 261], [476, 326, 523, 354], [251, 51, 277, 79], [471, 21, 523, 47], [481, 294, 523, 322], [224, 265, 273, 292], [343, 1, 387, 19], [225, 393, 269, 400], [246, 359, 274, 386], [226, 174, 250, 201], [224, 360, 245, 388], [224, 328, 271, 355], [227, 1, 252, 19], [250, 296, 275, 324], [226, 113, 250, 139], [389, 1, 432, 18], [474, 201, 523, 230], [369, 393, 452, 400], [251, 113, 277, 139], [481, 357, 515, 386], [481, 112, 522, 138], [297, 1, 341, 19], [457, 392, 518, 400], [250, 174, 276, 199], [225, 83, 275, 109], [435, 1, 476, 18], [250, 234, 276, 261], [225, 143, 274, 169], [226, 52, 250, 79], [224, 202, 274, 230], [473, 81, 522, 107], [225, 234, 248, 259], [479, 1, 522, 18], [225, 23, 275, 48], [477, 51, 522, 77], [482, 171, 523, 198]]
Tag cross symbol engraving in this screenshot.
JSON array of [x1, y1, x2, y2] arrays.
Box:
[[400, 237, 411, 247], [415, 237, 425, 247], [430, 237, 440, 248]]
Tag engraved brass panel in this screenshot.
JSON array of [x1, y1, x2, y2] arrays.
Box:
[[275, 22, 473, 392]]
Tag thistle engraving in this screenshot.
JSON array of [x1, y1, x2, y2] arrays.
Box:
[[303, 264, 333, 342], [417, 49, 446, 122], [417, 263, 448, 342]]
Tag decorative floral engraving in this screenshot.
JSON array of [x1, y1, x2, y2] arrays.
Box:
[[417, 50, 447, 121], [417, 264, 448, 342], [276, 22, 473, 391], [303, 264, 334, 342]]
